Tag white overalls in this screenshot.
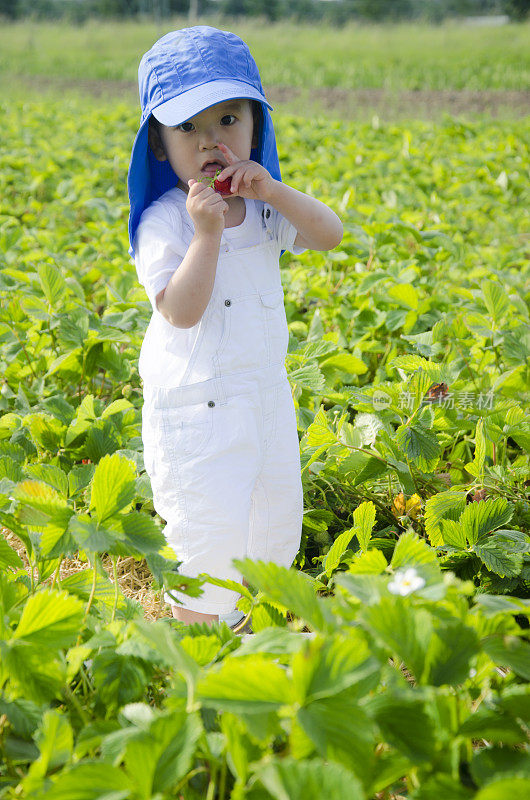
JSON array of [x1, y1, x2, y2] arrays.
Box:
[[139, 193, 304, 619]]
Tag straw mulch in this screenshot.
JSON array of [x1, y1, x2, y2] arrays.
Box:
[[1, 526, 173, 620]]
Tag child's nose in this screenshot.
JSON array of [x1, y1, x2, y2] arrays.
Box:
[[198, 127, 220, 149]]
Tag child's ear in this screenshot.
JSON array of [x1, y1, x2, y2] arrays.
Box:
[[148, 122, 167, 162]]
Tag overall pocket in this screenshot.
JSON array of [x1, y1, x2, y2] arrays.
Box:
[[160, 401, 215, 462], [214, 293, 268, 374]]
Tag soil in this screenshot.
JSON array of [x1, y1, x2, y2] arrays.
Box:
[[14, 74, 530, 121]]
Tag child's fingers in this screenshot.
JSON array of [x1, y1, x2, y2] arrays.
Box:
[[188, 180, 211, 197], [228, 166, 251, 194], [215, 163, 239, 182], [217, 141, 238, 166]]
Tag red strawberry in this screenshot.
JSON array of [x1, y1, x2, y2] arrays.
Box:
[[197, 169, 232, 195], [213, 174, 232, 195]]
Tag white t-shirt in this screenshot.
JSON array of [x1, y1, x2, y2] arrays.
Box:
[[134, 186, 305, 312], [132, 186, 306, 387]]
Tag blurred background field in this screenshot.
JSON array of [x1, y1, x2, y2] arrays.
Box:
[[1, 13, 529, 121]]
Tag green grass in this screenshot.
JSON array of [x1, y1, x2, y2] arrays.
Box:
[[1, 15, 529, 91]]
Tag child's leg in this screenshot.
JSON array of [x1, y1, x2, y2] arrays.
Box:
[[247, 380, 303, 566], [171, 579, 251, 626], [172, 606, 219, 626]]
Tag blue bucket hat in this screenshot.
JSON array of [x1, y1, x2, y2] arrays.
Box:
[[127, 25, 282, 258]]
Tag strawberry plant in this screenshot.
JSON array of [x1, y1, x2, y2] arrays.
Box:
[[1, 83, 529, 798]]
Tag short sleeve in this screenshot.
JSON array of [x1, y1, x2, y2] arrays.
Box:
[[266, 204, 307, 255], [133, 201, 186, 311]]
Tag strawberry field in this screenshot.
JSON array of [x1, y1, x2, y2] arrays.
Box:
[[1, 19, 530, 800]]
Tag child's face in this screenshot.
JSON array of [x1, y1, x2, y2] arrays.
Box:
[[149, 99, 256, 194]]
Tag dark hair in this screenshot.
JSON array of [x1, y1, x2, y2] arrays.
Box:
[[149, 98, 262, 150]]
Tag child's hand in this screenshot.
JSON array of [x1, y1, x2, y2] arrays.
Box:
[[215, 143, 276, 202], [186, 179, 228, 236]]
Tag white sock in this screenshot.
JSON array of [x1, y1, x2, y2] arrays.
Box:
[[218, 609, 245, 627]]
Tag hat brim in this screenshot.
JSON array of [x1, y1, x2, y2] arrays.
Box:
[[151, 79, 273, 126]]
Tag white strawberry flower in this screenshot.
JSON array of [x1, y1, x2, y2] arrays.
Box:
[[388, 567, 426, 596]]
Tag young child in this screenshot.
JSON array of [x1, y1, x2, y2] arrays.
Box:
[[127, 26, 342, 631]]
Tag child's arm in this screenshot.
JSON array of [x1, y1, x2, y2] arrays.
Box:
[[260, 181, 343, 252], [156, 180, 227, 328], [216, 143, 343, 252]]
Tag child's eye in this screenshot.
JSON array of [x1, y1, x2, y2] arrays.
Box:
[[221, 114, 236, 125], [175, 121, 194, 132]]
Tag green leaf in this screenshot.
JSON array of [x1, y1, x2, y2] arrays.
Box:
[[390, 530, 442, 587], [180, 635, 221, 666], [131, 619, 199, 685], [90, 453, 137, 523], [61, 563, 127, 611], [124, 711, 203, 798], [498, 685, 530, 724], [352, 455, 388, 487], [23, 709, 73, 790], [320, 352, 367, 376], [459, 497, 513, 545], [472, 542, 523, 577], [1, 642, 65, 704], [0, 535, 24, 569], [474, 777, 530, 799], [288, 362, 326, 392], [234, 558, 334, 633], [11, 589, 84, 650], [425, 621, 480, 686], [91, 651, 149, 710], [388, 282, 418, 309], [424, 491, 467, 546], [474, 594, 530, 618], [305, 406, 336, 448], [482, 280, 510, 324], [395, 420, 441, 472], [101, 399, 133, 418], [353, 500, 376, 552], [24, 464, 69, 496], [482, 635, 530, 681], [84, 420, 121, 462], [39, 763, 132, 799], [291, 632, 379, 705], [196, 654, 293, 714], [109, 512, 166, 556], [348, 548, 388, 574], [412, 774, 474, 800], [57, 312, 89, 348], [25, 413, 66, 450], [37, 263, 67, 309], [69, 514, 127, 554], [392, 354, 451, 384], [257, 757, 365, 800], [472, 418, 486, 478], [335, 572, 386, 606], [323, 527, 357, 576], [440, 518, 467, 549], [366, 693, 437, 762], [459, 706, 527, 744], [296, 690, 376, 783], [471, 745, 530, 787], [13, 479, 72, 532], [360, 597, 433, 682]]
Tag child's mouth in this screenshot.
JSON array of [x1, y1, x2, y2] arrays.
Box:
[[201, 162, 224, 177]]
